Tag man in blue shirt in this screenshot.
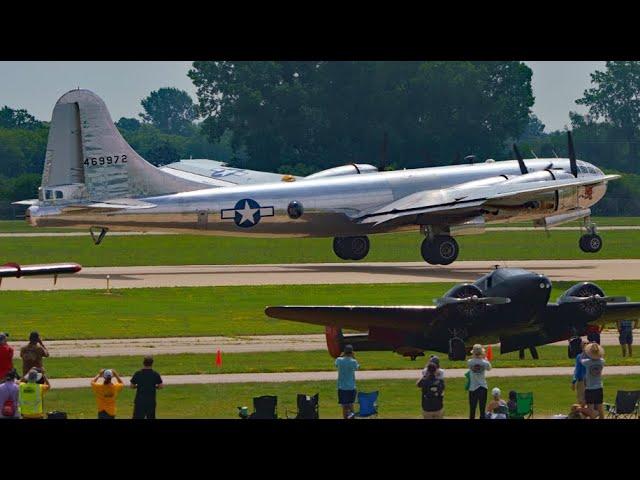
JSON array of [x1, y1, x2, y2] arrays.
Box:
[[617, 319, 638, 357], [571, 338, 588, 405], [335, 344, 359, 419]]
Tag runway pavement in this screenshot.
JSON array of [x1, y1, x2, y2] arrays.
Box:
[[41, 332, 636, 357], [3, 259, 640, 290], [48, 365, 640, 389]]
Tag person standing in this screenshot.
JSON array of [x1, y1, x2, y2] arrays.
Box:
[[581, 342, 606, 419], [571, 338, 588, 405], [422, 355, 445, 380], [335, 345, 359, 419], [20, 332, 49, 377], [468, 344, 492, 419], [417, 362, 445, 418], [0, 333, 14, 380], [19, 369, 50, 419], [617, 319, 637, 357], [130, 356, 163, 419], [0, 369, 20, 419], [91, 369, 125, 419]]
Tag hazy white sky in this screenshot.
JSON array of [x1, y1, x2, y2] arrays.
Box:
[[0, 61, 606, 132]]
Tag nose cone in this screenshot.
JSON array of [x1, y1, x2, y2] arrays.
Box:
[[532, 274, 552, 302]]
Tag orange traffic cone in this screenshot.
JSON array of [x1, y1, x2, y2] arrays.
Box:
[[486, 345, 494, 361], [215, 349, 223, 368]]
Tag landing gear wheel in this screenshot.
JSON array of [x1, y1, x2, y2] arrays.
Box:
[[333, 237, 351, 260], [448, 337, 466, 361], [348, 236, 370, 261], [579, 234, 602, 253], [421, 235, 459, 265], [333, 236, 370, 261]]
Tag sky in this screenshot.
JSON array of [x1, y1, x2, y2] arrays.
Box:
[[0, 61, 607, 132]]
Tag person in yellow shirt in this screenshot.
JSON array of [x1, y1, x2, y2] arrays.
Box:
[[20, 369, 50, 419], [91, 368, 124, 419]]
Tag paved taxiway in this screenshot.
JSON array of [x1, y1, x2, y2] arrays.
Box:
[[42, 332, 635, 357], [2, 259, 640, 290], [48, 365, 640, 389]]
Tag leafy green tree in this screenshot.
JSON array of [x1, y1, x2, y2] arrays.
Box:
[[140, 88, 199, 135], [188, 61, 534, 172], [576, 61, 640, 165], [116, 117, 141, 132], [0, 106, 43, 130]]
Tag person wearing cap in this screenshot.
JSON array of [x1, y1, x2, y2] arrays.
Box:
[[91, 368, 125, 419], [19, 368, 50, 419], [467, 344, 492, 419], [486, 387, 508, 419], [130, 356, 163, 419], [0, 369, 20, 419], [335, 344, 359, 419], [571, 338, 589, 405], [422, 355, 444, 380], [417, 362, 445, 418], [580, 342, 606, 419], [20, 331, 49, 377], [0, 333, 14, 381]]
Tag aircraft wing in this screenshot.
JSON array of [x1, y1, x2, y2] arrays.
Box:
[[265, 305, 445, 332], [0, 262, 82, 278], [590, 302, 640, 325], [357, 175, 620, 226], [160, 159, 299, 187]]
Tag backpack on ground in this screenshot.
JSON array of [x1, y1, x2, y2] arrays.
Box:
[[47, 411, 68, 419]]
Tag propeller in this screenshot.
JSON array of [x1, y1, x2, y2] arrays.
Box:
[[568, 131, 578, 178], [434, 295, 511, 306], [512, 144, 528, 174], [561, 294, 619, 304]]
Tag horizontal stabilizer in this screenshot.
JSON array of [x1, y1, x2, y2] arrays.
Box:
[[12, 199, 39, 206], [61, 199, 157, 212]]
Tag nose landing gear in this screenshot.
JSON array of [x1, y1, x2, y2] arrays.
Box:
[[579, 219, 602, 253]]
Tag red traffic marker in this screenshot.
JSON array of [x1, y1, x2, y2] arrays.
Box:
[[215, 349, 223, 368]]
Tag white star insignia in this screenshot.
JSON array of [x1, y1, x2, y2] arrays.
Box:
[[236, 200, 259, 225]]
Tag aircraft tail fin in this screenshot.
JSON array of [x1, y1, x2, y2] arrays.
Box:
[[40, 89, 206, 203]]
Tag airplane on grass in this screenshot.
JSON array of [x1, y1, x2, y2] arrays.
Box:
[[0, 262, 82, 286], [19, 89, 619, 265], [265, 267, 640, 361]]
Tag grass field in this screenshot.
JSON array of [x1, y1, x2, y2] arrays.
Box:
[[1, 229, 640, 266], [15, 345, 639, 379], [39, 375, 640, 419], [1, 280, 639, 340]]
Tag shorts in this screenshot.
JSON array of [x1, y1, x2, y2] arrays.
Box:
[[338, 389, 356, 405], [423, 409, 443, 419], [585, 388, 603, 405], [619, 331, 633, 345]]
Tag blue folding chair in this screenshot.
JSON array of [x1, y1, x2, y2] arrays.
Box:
[[354, 391, 379, 418]]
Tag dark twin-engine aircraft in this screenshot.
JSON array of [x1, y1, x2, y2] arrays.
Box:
[[265, 267, 640, 360]]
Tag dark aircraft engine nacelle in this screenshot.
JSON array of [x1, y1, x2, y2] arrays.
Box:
[[440, 283, 487, 318], [305, 164, 378, 180], [558, 282, 607, 318]]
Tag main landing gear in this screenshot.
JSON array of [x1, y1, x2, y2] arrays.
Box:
[[448, 336, 466, 361], [421, 235, 459, 265], [333, 236, 370, 261], [579, 218, 602, 253]]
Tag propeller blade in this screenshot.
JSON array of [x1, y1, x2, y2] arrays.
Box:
[[563, 295, 618, 304], [435, 296, 511, 305], [513, 144, 528, 174], [568, 131, 577, 178]]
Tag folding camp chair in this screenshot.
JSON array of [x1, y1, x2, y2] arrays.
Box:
[[285, 393, 319, 419], [604, 391, 640, 419], [249, 395, 278, 419], [354, 391, 379, 418], [508, 392, 533, 419]]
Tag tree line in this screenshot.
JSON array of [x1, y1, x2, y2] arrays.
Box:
[[1, 61, 640, 215]]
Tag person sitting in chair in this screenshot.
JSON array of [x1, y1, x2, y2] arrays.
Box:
[[486, 387, 508, 419]]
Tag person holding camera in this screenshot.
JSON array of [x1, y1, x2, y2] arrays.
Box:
[[20, 332, 49, 377]]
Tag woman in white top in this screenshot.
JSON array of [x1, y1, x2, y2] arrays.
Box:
[[467, 344, 492, 419]]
